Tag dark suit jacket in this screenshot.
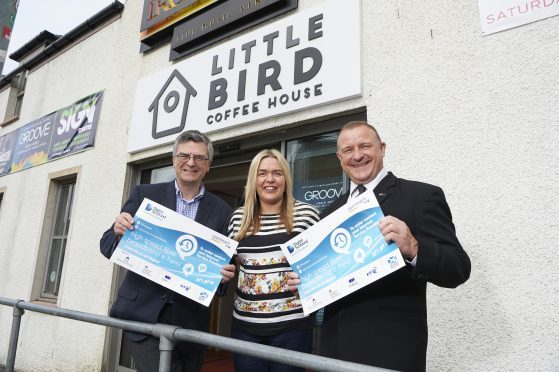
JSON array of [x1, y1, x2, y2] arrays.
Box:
[[319, 172, 470, 372], [100, 181, 232, 352]]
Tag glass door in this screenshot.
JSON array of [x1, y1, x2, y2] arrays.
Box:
[[287, 131, 345, 213]]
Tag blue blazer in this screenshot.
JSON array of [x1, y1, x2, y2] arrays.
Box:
[[100, 181, 232, 351], [319, 172, 471, 371]]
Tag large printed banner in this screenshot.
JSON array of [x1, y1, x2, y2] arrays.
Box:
[[0, 130, 17, 176], [280, 192, 405, 315], [111, 198, 238, 307], [0, 91, 103, 176], [478, 0, 559, 35]]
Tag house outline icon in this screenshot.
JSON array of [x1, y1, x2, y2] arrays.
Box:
[[148, 69, 197, 139]]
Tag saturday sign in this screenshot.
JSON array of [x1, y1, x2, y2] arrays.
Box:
[[478, 0, 559, 35], [128, 0, 362, 153]]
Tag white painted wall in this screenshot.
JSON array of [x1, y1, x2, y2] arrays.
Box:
[[0, 1, 557, 371]]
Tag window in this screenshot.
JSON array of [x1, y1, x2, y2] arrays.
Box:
[[287, 132, 345, 212], [38, 178, 76, 299], [3, 71, 27, 123]]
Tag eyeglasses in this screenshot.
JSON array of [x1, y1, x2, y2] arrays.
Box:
[[174, 153, 209, 163]]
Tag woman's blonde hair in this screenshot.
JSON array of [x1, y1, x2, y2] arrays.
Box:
[[235, 149, 295, 241]]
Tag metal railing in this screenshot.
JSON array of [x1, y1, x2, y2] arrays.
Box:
[[0, 297, 388, 372]]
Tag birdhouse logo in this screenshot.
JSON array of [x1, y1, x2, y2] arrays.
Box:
[[148, 69, 197, 139]]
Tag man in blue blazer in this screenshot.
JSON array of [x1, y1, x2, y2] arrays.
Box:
[[289, 121, 470, 371], [100, 130, 234, 372]]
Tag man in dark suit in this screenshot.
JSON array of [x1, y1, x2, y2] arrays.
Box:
[[289, 121, 470, 371], [100, 130, 234, 372]]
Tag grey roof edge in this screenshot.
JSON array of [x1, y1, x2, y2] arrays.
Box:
[[9, 30, 60, 61]]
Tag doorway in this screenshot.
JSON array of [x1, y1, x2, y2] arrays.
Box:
[[109, 111, 366, 371]]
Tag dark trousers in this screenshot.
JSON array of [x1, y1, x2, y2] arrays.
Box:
[[129, 336, 205, 372], [231, 328, 313, 372], [128, 304, 205, 372]]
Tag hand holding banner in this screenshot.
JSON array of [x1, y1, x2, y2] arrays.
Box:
[[280, 192, 405, 315], [111, 198, 237, 306]]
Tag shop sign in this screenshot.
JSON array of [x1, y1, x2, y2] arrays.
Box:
[[478, 0, 559, 35], [128, 0, 362, 153], [170, 0, 298, 59], [139, 0, 219, 51], [0, 91, 103, 176]]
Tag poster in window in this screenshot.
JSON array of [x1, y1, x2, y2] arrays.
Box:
[[293, 176, 344, 212]]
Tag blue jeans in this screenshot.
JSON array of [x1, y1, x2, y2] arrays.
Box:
[[231, 327, 313, 372]]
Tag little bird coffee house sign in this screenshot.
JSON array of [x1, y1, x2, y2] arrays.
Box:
[[128, 0, 362, 153]]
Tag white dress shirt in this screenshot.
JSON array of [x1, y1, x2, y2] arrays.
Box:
[[349, 168, 389, 199]]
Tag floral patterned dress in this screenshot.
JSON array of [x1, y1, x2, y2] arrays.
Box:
[[227, 201, 320, 335]]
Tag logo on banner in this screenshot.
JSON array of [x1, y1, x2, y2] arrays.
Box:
[[118, 255, 133, 268], [287, 238, 308, 254], [330, 228, 352, 255], [328, 288, 340, 299], [388, 256, 399, 269], [182, 263, 195, 276], [149, 70, 198, 139], [176, 234, 198, 259], [142, 265, 153, 277], [353, 248, 365, 263]]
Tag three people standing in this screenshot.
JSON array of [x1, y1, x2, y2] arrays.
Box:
[[102, 122, 470, 372]]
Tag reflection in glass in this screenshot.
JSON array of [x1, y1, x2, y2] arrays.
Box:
[[151, 166, 175, 183], [43, 239, 64, 295], [53, 184, 71, 236]]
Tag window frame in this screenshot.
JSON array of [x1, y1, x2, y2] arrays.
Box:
[[0, 189, 4, 218], [2, 70, 27, 125], [40, 181, 75, 299], [31, 168, 80, 303]]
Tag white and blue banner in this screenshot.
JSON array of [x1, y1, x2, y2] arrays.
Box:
[[111, 198, 238, 306], [281, 192, 405, 315]]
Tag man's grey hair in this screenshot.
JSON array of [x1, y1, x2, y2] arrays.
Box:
[[173, 130, 214, 161]]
